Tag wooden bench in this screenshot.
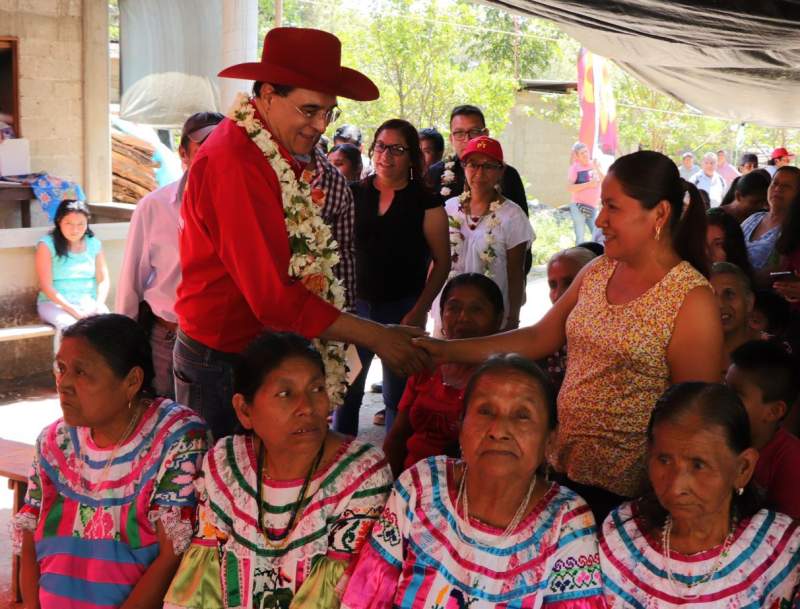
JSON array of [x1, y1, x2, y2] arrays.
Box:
[[0, 324, 54, 343], [0, 438, 35, 603]]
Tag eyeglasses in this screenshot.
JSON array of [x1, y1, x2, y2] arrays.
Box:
[[451, 128, 487, 141], [373, 141, 409, 157], [462, 160, 503, 172], [283, 98, 342, 125]]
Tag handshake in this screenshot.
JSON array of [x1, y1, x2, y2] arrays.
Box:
[[370, 324, 445, 377]]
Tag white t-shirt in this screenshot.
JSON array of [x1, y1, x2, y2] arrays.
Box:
[[433, 197, 534, 332]]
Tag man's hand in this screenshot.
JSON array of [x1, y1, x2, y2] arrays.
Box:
[[411, 335, 450, 367], [373, 324, 431, 377]]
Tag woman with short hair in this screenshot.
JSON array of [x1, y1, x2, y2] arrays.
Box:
[[13, 314, 209, 609], [343, 355, 607, 609], [600, 382, 800, 608], [164, 331, 392, 609]]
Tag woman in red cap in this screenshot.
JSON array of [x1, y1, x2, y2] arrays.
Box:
[[433, 136, 533, 333]]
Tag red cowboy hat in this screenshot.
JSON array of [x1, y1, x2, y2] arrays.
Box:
[[218, 27, 379, 102]]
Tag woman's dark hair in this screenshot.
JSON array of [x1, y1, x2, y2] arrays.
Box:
[[419, 127, 445, 154], [369, 118, 425, 183], [50, 199, 93, 259], [609, 151, 710, 276], [719, 176, 741, 207], [62, 314, 155, 398], [752, 289, 792, 335], [721, 170, 769, 209], [329, 143, 363, 174], [463, 354, 557, 430], [638, 382, 761, 529], [439, 272, 504, 319], [234, 331, 324, 403], [706, 208, 754, 280], [775, 166, 800, 255]]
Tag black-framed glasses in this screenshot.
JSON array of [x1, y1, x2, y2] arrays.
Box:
[[451, 128, 487, 141], [285, 99, 342, 125], [462, 160, 503, 172], [374, 141, 409, 157]]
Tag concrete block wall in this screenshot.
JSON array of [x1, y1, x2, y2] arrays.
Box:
[[498, 91, 578, 208], [1, 0, 85, 210]]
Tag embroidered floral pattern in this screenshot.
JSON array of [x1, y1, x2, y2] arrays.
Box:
[[448, 194, 502, 278]]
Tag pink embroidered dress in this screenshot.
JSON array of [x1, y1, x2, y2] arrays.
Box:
[[342, 457, 608, 609], [10, 398, 209, 609]]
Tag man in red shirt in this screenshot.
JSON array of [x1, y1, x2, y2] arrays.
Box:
[[174, 28, 428, 438]]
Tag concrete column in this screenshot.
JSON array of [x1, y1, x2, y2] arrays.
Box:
[[82, 0, 111, 202], [221, 0, 259, 111]]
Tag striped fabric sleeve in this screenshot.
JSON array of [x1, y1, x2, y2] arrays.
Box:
[[10, 431, 44, 554], [543, 499, 607, 608], [327, 449, 393, 560]]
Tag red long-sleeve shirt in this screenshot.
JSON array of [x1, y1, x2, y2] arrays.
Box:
[[175, 106, 341, 353]]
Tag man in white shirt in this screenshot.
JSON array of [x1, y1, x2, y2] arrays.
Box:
[[116, 112, 223, 398], [691, 152, 727, 207], [678, 151, 700, 181]]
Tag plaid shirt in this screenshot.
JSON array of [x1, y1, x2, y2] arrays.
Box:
[[311, 148, 357, 311]]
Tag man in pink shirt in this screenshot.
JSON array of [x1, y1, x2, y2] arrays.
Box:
[[717, 149, 741, 186]]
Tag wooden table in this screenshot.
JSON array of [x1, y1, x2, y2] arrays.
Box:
[[0, 438, 35, 602], [0, 183, 34, 227]]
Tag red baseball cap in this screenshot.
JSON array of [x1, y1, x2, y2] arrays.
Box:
[[461, 136, 504, 164], [218, 27, 379, 102], [771, 147, 795, 160]]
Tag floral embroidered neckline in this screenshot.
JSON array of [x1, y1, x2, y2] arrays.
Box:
[[448, 191, 503, 278]]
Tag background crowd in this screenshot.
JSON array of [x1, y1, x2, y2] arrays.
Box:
[[13, 25, 800, 609]]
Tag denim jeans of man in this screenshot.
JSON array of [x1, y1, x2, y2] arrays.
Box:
[[568, 202, 598, 244], [173, 330, 237, 441], [151, 322, 176, 400], [332, 296, 417, 436]]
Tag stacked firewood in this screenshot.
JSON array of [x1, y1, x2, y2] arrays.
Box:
[[111, 130, 159, 203]]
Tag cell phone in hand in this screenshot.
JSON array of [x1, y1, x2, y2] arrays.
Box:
[[770, 271, 798, 282]]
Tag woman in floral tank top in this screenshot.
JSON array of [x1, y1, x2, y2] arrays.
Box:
[[417, 151, 724, 522]]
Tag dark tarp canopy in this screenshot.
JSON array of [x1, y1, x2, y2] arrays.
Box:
[[479, 1, 800, 127]]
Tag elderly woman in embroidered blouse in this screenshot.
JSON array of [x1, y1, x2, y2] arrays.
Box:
[[343, 354, 607, 609], [417, 150, 723, 523], [164, 331, 392, 609], [434, 136, 533, 334], [12, 314, 209, 609], [600, 382, 800, 608]]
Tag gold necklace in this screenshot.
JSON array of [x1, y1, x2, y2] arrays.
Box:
[[79, 402, 144, 493]]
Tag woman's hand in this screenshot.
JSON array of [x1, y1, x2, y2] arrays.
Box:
[[400, 307, 428, 329], [774, 273, 800, 303]]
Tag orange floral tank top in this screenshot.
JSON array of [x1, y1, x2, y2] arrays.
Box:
[[550, 256, 709, 497]]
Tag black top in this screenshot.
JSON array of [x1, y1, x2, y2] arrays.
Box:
[[427, 156, 532, 273], [353, 176, 441, 302]]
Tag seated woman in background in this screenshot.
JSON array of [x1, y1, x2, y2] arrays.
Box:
[[718, 169, 769, 222], [709, 262, 761, 370], [382, 273, 504, 477], [328, 142, 363, 183], [741, 166, 800, 286], [35, 199, 109, 348], [12, 314, 209, 609], [600, 382, 800, 608], [165, 331, 392, 609], [343, 355, 608, 609], [706, 207, 754, 280]]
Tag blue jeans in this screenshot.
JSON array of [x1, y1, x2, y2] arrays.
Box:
[[332, 296, 416, 436], [173, 330, 238, 440], [569, 202, 597, 244], [150, 322, 176, 400]]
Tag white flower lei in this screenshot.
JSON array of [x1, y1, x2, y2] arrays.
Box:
[[229, 93, 348, 406], [448, 191, 503, 279], [440, 155, 458, 197]]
